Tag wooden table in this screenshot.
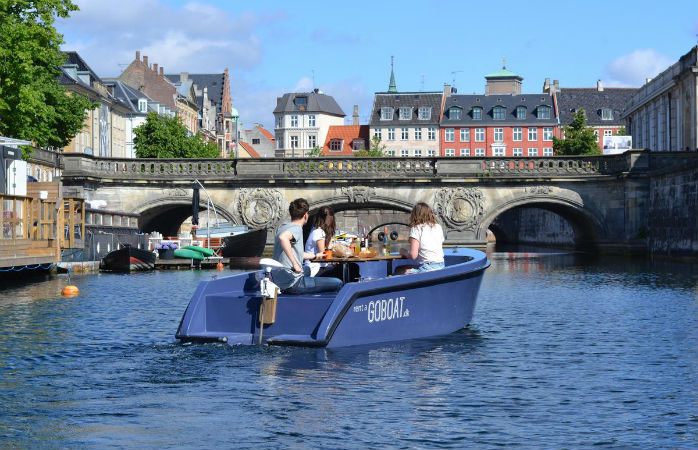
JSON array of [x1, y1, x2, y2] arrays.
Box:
[[310, 254, 404, 282]]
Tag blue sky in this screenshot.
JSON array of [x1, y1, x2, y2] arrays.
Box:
[[58, 0, 698, 130]]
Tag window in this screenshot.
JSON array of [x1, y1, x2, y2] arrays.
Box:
[[475, 148, 485, 157], [290, 115, 298, 127], [427, 127, 436, 140], [374, 128, 382, 140], [414, 149, 423, 157], [516, 106, 526, 119], [494, 128, 503, 141], [400, 149, 409, 157], [537, 106, 551, 119], [252, 138, 260, 144], [601, 108, 613, 121], [418, 107, 431, 120], [460, 128, 470, 142], [493, 147, 505, 157], [543, 127, 553, 141], [329, 139, 343, 151], [308, 115, 316, 127], [593, 129, 599, 137], [386, 149, 396, 156], [445, 128, 455, 142], [543, 147, 553, 156], [308, 135, 317, 148], [295, 96, 307, 110], [449, 107, 462, 120], [381, 107, 394, 120], [138, 99, 147, 113], [528, 148, 538, 156], [513, 148, 523, 156], [460, 148, 470, 156], [528, 127, 538, 141], [388, 128, 395, 140], [472, 107, 483, 120], [290, 136, 299, 148], [401, 127, 409, 140], [513, 127, 522, 141], [603, 130, 613, 136], [475, 128, 485, 142], [399, 107, 412, 120], [426, 149, 436, 157], [493, 106, 506, 120], [352, 139, 365, 151], [414, 128, 422, 140], [445, 149, 455, 157]]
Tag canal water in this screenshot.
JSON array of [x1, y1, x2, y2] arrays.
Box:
[[1, 247, 696, 449]]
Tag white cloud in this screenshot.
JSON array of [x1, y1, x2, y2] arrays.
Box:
[[604, 49, 674, 87]]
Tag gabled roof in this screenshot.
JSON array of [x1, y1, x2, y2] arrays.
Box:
[[102, 79, 152, 114], [556, 87, 638, 126], [322, 125, 370, 155], [165, 73, 225, 105], [63, 51, 103, 83], [369, 92, 443, 126], [238, 141, 261, 158], [257, 126, 275, 143], [441, 94, 556, 126], [273, 91, 345, 116]]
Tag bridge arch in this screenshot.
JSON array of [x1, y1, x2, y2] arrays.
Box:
[[132, 196, 235, 236], [479, 196, 607, 249]]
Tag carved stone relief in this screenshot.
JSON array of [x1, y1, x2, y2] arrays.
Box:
[[434, 187, 485, 232], [234, 188, 285, 229], [525, 185, 553, 195], [342, 186, 376, 203]]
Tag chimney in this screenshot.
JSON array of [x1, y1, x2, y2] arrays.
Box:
[[543, 77, 550, 93], [645, 77, 653, 84], [159, 66, 164, 77], [553, 79, 559, 92], [443, 83, 452, 98], [153, 63, 158, 73], [181, 72, 189, 82], [597, 79, 604, 91], [143, 55, 148, 66], [135, 50, 140, 61]]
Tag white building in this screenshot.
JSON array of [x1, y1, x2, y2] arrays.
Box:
[[273, 89, 345, 157]]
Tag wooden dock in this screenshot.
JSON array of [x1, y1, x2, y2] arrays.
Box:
[[155, 257, 227, 270]]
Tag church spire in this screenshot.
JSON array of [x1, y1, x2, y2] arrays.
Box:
[[388, 56, 397, 93]]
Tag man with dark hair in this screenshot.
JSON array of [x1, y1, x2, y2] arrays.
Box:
[[271, 198, 343, 294]]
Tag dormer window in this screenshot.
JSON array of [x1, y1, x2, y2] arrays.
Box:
[[537, 105, 551, 119], [493, 106, 506, 120], [380, 107, 394, 121], [138, 99, 147, 113], [448, 107, 462, 120], [472, 107, 483, 120], [329, 139, 343, 152], [601, 108, 613, 120], [295, 96, 308, 111], [398, 107, 412, 120], [418, 107, 431, 120], [516, 106, 526, 119], [351, 139, 365, 151]]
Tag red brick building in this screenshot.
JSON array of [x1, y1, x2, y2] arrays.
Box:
[[118, 51, 176, 115]]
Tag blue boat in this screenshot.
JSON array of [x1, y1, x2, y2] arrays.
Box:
[[175, 247, 490, 348]]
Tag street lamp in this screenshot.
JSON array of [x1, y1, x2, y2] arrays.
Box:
[[231, 107, 239, 159]]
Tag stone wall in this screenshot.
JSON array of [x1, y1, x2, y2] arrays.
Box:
[[648, 167, 698, 256], [491, 207, 575, 247]]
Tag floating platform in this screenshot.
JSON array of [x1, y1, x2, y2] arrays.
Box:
[[155, 257, 226, 270]]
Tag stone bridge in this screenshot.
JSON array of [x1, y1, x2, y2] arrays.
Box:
[[60, 151, 698, 255]]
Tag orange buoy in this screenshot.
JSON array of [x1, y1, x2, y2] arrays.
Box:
[[216, 261, 224, 270], [61, 285, 79, 296]]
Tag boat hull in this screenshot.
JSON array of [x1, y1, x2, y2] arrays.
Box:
[[175, 247, 489, 348], [219, 228, 267, 258], [100, 246, 156, 272]]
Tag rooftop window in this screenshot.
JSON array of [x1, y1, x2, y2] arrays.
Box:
[[516, 106, 526, 119], [380, 107, 393, 121], [399, 107, 412, 120], [601, 108, 613, 120], [537, 105, 551, 119], [472, 107, 483, 120], [493, 106, 506, 120], [418, 107, 431, 120], [295, 96, 308, 111]]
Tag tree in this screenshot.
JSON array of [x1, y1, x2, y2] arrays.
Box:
[[0, 0, 94, 156], [134, 112, 219, 158], [553, 109, 601, 156], [354, 135, 386, 157], [615, 126, 627, 136], [307, 145, 323, 157]]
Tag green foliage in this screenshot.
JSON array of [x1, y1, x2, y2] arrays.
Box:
[[134, 112, 219, 158], [354, 135, 386, 157], [553, 109, 601, 156], [615, 126, 627, 136], [307, 145, 322, 157], [0, 0, 95, 153]]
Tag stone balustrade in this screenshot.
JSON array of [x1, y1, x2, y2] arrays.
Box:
[[59, 151, 698, 183]]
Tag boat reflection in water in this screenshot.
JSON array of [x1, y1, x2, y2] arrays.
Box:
[[176, 247, 489, 348]]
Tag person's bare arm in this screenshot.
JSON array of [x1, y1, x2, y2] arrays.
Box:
[[399, 237, 420, 260], [278, 230, 303, 272]]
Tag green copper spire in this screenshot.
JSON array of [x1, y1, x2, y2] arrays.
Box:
[[388, 56, 397, 93]]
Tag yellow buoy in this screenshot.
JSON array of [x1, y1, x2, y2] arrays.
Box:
[[61, 285, 79, 296], [216, 261, 224, 270]]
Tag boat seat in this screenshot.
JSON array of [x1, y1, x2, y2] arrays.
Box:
[[277, 292, 336, 302]]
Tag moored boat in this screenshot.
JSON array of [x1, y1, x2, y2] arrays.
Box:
[[100, 245, 156, 272], [219, 228, 268, 258], [175, 247, 490, 348]]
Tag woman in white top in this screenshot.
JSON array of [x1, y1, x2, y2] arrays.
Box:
[[396, 202, 445, 275], [304, 206, 337, 276]]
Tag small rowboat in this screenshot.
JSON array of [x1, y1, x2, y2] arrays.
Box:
[[175, 247, 489, 348], [100, 245, 156, 272]]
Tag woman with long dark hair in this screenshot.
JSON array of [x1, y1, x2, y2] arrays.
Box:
[[304, 206, 336, 276]]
